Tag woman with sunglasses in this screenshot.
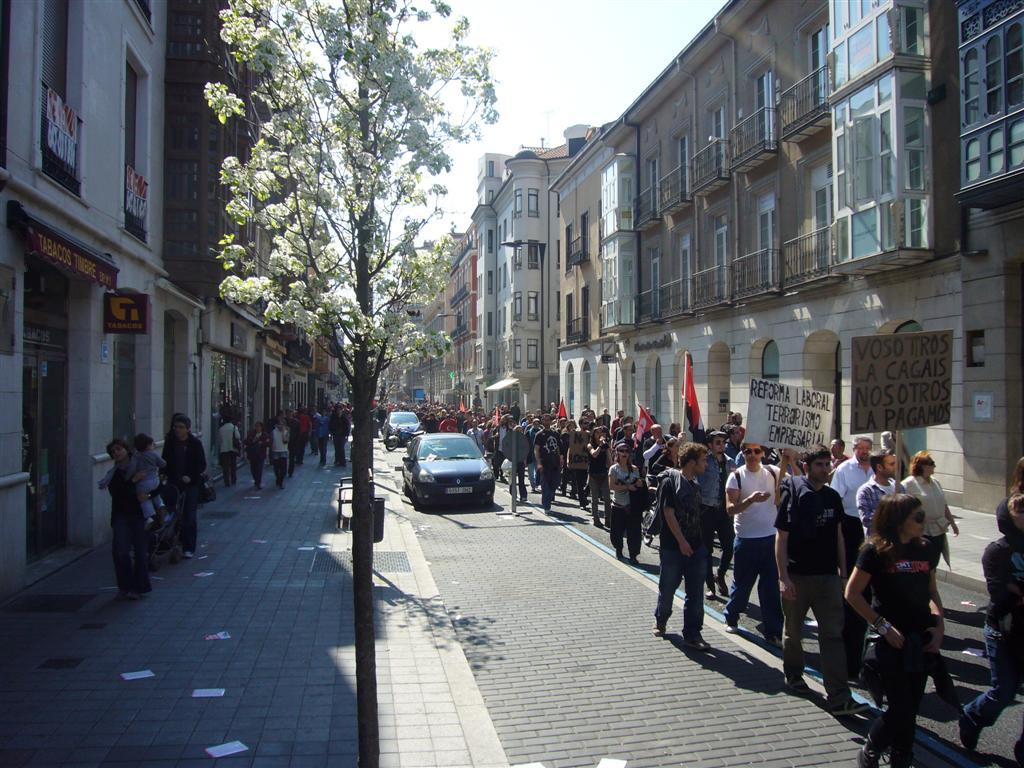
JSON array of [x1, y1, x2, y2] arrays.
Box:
[[902, 451, 959, 568], [846, 494, 945, 768], [608, 440, 645, 562]]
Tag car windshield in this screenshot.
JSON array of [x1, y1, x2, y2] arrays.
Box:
[[390, 412, 418, 426], [417, 437, 481, 461]]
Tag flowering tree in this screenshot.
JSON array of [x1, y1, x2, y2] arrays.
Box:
[[207, 1, 495, 764]]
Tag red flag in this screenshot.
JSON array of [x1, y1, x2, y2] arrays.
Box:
[[556, 399, 567, 419], [459, 399, 467, 413], [634, 403, 653, 446], [683, 351, 704, 438]]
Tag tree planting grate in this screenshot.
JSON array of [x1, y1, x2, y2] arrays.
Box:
[[309, 550, 411, 574], [5, 594, 96, 613], [38, 658, 84, 669], [202, 508, 240, 519]]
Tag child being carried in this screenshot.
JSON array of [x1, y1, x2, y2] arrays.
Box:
[[98, 433, 167, 528]]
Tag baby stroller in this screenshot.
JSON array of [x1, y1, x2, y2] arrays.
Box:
[[148, 482, 184, 571]]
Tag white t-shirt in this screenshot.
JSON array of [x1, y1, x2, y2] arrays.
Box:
[[725, 465, 779, 539], [830, 457, 873, 518]]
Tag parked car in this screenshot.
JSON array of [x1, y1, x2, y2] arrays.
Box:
[[384, 411, 421, 451], [401, 433, 494, 509]]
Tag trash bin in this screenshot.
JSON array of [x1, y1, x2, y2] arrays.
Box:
[[373, 496, 385, 543]]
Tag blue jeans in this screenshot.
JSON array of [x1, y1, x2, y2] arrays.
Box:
[[655, 544, 707, 640], [111, 515, 151, 595], [540, 468, 560, 511], [963, 626, 1024, 745], [724, 534, 783, 638], [528, 461, 538, 490]]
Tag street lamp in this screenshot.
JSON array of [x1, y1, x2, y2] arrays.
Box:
[[501, 240, 547, 409]]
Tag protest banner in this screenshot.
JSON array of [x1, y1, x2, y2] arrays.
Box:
[[745, 378, 834, 452], [850, 330, 952, 433]]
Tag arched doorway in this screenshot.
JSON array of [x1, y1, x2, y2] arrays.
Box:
[[803, 330, 842, 441], [708, 342, 731, 428], [581, 360, 592, 410]]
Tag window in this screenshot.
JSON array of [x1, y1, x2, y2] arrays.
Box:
[[513, 292, 522, 321], [565, 293, 574, 332], [1010, 120, 1024, 167], [556, 290, 561, 321], [527, 291, 538, 320], [512, 246, 522, 270], [486, 229, 494, 254], [514, 188, 523, 218], [527, 340, 538, 368], [168, 11, 205, 56], [1008, 24, 1023, 108], [904, 106, 925, 190], [965, 138, 982, 181], [487, 270, 493, 294], [813, 163, 834, 229], [41, 0, 68, 96], [487, 190, 495, 203], [527, 188, 539, 217], [502, 264, 507, 288], [487, 311, 493, 336], [987, 36, 1003, 116], [486, 349, 493, 373], [906, 198, 926, 248], [757, 193, 776, 251], [580, 211, 589, 257], [167, 160, 199, 200], [514, 340, 522, 368], [487, 160, 495, 177], [527, 242, 539, 269], [762, 341, 780, 381], [963, 49, 980, 126], [555, 239, 560, 269], [678, 231, 692, 287], [714, 215, 728, 266], [989, 130, 1005, 174], [169, 113, 200, 150], [900, 6, 923, 56], [124, 62, 138, 169]]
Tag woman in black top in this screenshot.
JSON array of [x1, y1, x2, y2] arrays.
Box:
[[587, 427, 611, 528], [104, 438, 152, 600], [845, 494, 944, 768]]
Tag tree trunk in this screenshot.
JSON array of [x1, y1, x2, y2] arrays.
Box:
[[350, 357, 379, 768]]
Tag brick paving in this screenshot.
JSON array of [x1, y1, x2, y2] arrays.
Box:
[[396, 462, 901, 768], [0, 444, 505, 768]]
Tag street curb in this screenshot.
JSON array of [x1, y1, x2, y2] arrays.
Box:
[[935, 567, 986, 593], [384, 474, 511, 768]]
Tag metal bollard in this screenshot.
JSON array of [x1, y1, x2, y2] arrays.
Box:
[[373, 496, 385, 543]]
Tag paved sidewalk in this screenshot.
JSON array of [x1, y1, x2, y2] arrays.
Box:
[[0, 445, 507, 768]]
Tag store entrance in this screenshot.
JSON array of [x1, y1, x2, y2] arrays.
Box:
[[22, 347, 68, 560]]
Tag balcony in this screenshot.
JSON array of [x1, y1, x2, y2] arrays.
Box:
[[659, 166, 691, 216], [452, 322, 469, 340], [691, 264, 729, 310], [600, 299, 634, 333], [635, 186, 659, 230], [779, 66, 831, 141], [566, 316, 589, 345], [449, 284, 469, 308], [691, 140, 730, 196], [660, 277, 691, 318], [636, 288, 660, 324], [782, 227, 837, 288], [730, 108, 777, 172], [732, 248, 780, 300], [566, 236, 590, 271]]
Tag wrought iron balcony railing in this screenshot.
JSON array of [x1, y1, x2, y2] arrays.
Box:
[[635, 186, 659, 229], [691, 264, 729, 309], [732, 248, 780, 299], [659, 165, 690, 214], [566, 316, 589, 344], [783, 227, 833, 287], [779, 65, 830, 141], [730, 107, 777, 171], [691, 140, 730, 195]]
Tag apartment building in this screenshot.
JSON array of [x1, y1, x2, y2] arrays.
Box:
[[0, 0, 193, 597], [444, 226, 477, 407], [472, 128, 589, 412], [556, 0, 1019, 510]]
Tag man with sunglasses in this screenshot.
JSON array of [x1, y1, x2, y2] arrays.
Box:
[[776, 445, 869, 716], [857, 452, 905, 535], [723, 442, 786, 645], [697, 430, 734, 599]]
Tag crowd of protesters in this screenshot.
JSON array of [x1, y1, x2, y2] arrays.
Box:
[[380, 397, 1023, 768]]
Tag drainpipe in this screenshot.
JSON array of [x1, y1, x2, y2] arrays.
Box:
[[679, 62, 699, 291], [716, 15, 740, 301]]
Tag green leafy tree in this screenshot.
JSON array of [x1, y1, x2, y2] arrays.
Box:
[[207, 1, 495, 764]]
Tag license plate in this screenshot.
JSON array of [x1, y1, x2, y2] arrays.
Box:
[[446, 486, 474, 494]]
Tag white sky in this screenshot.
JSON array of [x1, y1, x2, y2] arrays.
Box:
[[427, 0, 727, 238]]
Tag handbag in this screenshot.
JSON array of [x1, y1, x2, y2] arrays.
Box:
[[199, 477, 217, 504]]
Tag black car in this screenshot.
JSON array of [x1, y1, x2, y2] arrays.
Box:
[[402, 433, 495, 510]]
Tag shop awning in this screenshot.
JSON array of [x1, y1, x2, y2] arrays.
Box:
[[484, 377, 519, 392], [7, 201, 118, 289]]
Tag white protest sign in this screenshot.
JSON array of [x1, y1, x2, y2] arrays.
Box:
[[745, 378, 834, 452]]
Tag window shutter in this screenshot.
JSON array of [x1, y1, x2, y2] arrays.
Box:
[[41, 0, 68, 95]]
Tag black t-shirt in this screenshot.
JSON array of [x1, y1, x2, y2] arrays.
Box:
[[659, 469, 702, 549], [588, 442, 609, 475], [775, 477, 843, 576], [856, 539, 940, 634], [534, 429, 562, 471]]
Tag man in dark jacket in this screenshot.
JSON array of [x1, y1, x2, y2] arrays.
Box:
[[330, 405, 351, 467], [161, 414, 207, 559], [960, 493, 1024, 763]]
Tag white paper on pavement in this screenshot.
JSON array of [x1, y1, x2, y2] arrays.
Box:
[[120, 670, 155, 680], [252, 539, 268, 544], [193, 571, 215, 577], [597, 760, 628, 768], [510, 764, 547, 768], [204, 631, 231, 640], [192, 688, 226, 698], [297, 546, 315, 551], [205, 741, 248, 758], [745, 378, 834, 452]]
